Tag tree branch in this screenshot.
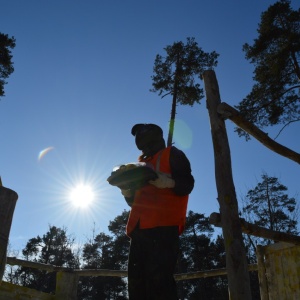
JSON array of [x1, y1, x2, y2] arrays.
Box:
[[217, 102, 300, 164], [274, 118, 300, 140], [161, 91, 172, 99], [210, 212, 300, 245]]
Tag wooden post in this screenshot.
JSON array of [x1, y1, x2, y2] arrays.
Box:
[[0, 183, 18, 284], [56, 271, 79, 300], [202, 70, 252, 299]]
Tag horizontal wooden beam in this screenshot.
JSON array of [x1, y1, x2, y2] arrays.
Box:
[[7, 257, 74, 273], [174, 264, 257, 281], [210, 212, 300, 245], [6, 256, 257, 281]]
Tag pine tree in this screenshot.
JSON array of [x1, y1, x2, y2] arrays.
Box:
[[151, 37, 218, 146], [14, 225, 78, 293], [241, 173, 298, 250], [236, 0, 300, 138], [177, 211, 228, 299], [0, 33, 16, 97], [79, 212, 130, 300]]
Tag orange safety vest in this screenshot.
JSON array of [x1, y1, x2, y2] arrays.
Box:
[[126, 146, 189, 236]]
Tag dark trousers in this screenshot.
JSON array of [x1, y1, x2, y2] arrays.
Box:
[[128, 226, 179, 300]]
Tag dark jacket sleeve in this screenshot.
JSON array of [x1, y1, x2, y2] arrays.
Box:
[[170, 146, 194, 196]]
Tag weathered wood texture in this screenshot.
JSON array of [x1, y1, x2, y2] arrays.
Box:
[[256, 245, 269, 300], [0, 281, 55, 300], [1, 256, 258, 299], [6, 256, 257, 281], [55, 271, 79, 300], [258, 243, 300, 300], [0, 186, 18, 284], [203, 70, 252, 300], [217, 102, 300, 164], [210, 212, 300, 245], [174, 264, 257, 281], [6, 256, 128, 277]]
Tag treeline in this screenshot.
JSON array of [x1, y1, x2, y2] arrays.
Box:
[[5, 174, 298, 300]]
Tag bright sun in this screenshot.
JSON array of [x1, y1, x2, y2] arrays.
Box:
[[69, 184, 94, 208]]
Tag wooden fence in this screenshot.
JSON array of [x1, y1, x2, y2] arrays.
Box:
[[1, 212, 300, 299], [257, 243, 300, 300], [1, 256, 258, 300], [211, 212, 300, 300]]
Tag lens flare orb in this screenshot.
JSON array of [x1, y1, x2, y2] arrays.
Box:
[[38, 147, 54, 161]]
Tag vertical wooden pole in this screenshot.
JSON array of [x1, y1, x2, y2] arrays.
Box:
[[0, 184, 18, 284], [202, 70, 252, 299], [56, 271, 79, 300]]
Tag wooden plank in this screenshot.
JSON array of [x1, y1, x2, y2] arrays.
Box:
[[55, 271, 79, 300], [73, 268, 127, 277], [265, 249, 277, 300], [0, 281, 55, 300], [174, 264, 257, 281], [263, 243, 300, 300], [274, 249, 286, 299], [264, 242, 296, 254], [256, 245, 269, 300], [7, 257, 73, 273], [281, 246, 300, 299]]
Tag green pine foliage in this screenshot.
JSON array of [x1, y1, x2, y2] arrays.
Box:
[[6, 211, 228, 299], [236, 0, 300, 139], [241, 173, 298, 247], [9, 226, 78, 294], [151, 37, 219, 145], [0, 33, 16, 97], [6, 176, 297, 299]]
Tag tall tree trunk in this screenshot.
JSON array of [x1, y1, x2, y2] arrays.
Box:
[[203, 70, 252, 300], [0, 183, 18, 284], [167, 94, 177, 147], [167, 58, 181, 147]]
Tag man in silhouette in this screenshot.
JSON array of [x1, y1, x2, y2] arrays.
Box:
[[122, 123, 194, 300]]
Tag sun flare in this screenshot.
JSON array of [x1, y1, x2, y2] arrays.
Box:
[[69, 184, 94, 208]]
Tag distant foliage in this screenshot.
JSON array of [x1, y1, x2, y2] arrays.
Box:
[[240, 173, 298, 251], [151, 37, 219, 145], [6, 211, 229, 299], [6, 225, 78, 294], [0, 33, 16, 97], [78, 211, 129, 300], [8, 195, 296, 299], [236, 0, 300, 139], [239, 173, 298, 300], [177, 211, 228, 300], [151, 37, 218, 106]]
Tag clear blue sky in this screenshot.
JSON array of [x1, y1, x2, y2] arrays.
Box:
[[1, 0, 299, 253]]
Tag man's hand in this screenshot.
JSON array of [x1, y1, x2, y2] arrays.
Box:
[[149, 172, 175, 189]]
